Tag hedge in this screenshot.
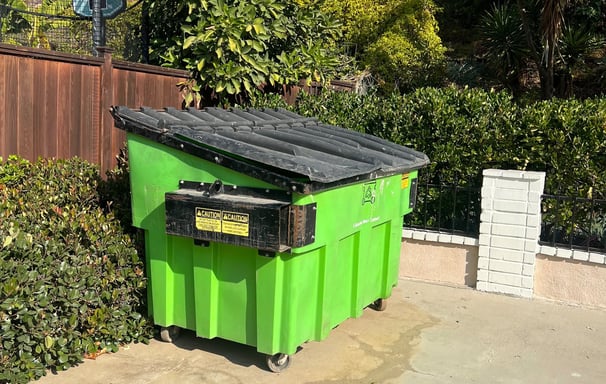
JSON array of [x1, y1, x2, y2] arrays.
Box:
[[0, 156, 152, 383], [255, 86, 606, 198], [252, 86, 606, 240]]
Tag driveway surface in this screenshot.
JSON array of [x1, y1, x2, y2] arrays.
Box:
[[38, 279, 606, 383]]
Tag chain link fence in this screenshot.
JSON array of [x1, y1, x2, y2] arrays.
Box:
[[0, 0, 146, 61]]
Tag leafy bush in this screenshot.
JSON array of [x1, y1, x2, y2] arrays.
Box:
[[0, 156, 151, 383], [478, 2, 528, 94], [307, 0, 446, 92], [154, 0, 341, 105], [287, 87, 606, 194], [254, 87, 606, 236]]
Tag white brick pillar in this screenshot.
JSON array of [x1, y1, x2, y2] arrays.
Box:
[[477, 169, 545, 298]]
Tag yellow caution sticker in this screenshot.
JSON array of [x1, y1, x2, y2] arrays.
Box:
[[195, 208, 222, 232], [195, 208, 249, 237], [221, 211, 249, 236], [401, 173, 410, 189]]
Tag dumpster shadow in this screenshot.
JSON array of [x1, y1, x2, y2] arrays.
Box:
[[169, 329, 301, 371]]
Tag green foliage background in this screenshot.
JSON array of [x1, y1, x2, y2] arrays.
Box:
[[299, 0, 447, 92], [254, 87, 606, 241], [0, 156, 151, 383], [153, 0, 341, 104], [287, 87, 605, 196]]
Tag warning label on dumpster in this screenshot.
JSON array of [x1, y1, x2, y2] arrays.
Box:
[[401, 173, 410, 189], [195, 208, 222, 232], [221, 211, 249, 236], [195, 208, 249, 237]]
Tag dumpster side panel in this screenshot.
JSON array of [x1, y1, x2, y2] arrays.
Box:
[[253, 174, 415, 355]]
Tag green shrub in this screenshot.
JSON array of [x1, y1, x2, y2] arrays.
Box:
[[284, 87, 606, 197], [253, 87, 606, 235], [155, 0, 342, 105], [0, 156, 151, 383], [307, 0, 446, 93]]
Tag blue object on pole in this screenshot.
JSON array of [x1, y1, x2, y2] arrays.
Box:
[[73, 0, 125, 19]]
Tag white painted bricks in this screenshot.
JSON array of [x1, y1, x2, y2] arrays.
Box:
[[477, 170, 545, 297], [401, 229, 479, 247], [537, 245, 606, 265]]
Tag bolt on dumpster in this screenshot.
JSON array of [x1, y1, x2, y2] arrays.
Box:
[[110, 106, 429, 372]]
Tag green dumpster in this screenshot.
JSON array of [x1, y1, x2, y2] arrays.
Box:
[[110, 106, 429, 372]]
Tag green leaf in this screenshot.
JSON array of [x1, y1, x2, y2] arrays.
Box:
[[182, 36, 197, 49], [44, 335, 54, 349], [2, 235, 12, 248], [253, 23, 265, 34], [215, 81, 226, 93], [242, 78, 252, 93], [197, 59, 206, 72], [58, 353, 68, 364], [228, 38, 239, 53], [251, 40, 264, 52]]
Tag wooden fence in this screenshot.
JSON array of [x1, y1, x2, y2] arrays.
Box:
[[0, 44, 189, 173], [1, 44, 355, 174]]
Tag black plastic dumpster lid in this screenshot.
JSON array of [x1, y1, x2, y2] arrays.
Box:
[[110, 106, 429, 193]]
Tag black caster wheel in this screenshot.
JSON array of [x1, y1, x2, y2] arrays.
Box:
[[370, 298, 387, 311], [159, 326, 181, 343], [266, 353, 291, 373]]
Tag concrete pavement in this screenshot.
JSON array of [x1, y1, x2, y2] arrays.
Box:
[[37, 279, 606, 383]]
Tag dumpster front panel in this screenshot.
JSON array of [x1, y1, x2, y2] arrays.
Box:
[[127, 133, 277, 230], [127, 133, 277, 325], [252, 173, 412, 355], [192, 242, 259, 346]]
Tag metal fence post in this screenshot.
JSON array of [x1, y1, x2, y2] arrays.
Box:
[[92, 0, 106, 57]]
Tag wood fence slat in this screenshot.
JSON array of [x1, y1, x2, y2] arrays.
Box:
[[165, 75, 181, 108], [4, 56, 19, 158], [100, 48, 114, 173], [56, 62, 71, 160], [78, 65, 91, 163], [45, 61, 59, 159], [33, 59, 47, 159], [0, 55, 6, 157], [18, 56, 35, 161], [89, 65, 101, 167], [70, 64, 83, 159]]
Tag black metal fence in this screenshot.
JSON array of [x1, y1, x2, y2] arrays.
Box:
[[404, 174, 606, 254], [540, 192, 606, 252], [0, 0, 145, 61], [404, 175, 482, 238]]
